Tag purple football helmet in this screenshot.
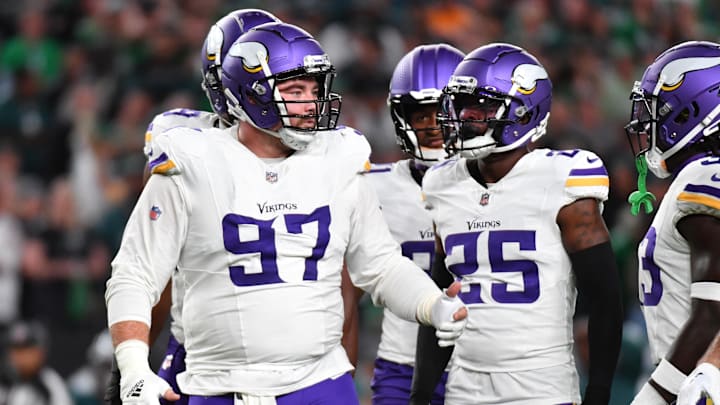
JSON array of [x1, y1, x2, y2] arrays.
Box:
[[439, 43, 552, 159], [200, 9, 279, 125], [625, 41, 720, 178], [388, 44, 465, 163], [221, 22, 341, 151]]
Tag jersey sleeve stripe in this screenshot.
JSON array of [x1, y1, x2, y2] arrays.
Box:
[[564, 177, 609, 187], [568, 166, 608, 177], [366, 167, 392, 173], [677, 191, 720, 210], [149, 152, 177, 175], [683, 183, 720, 198]]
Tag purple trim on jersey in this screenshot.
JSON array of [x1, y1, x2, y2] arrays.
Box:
[[367, 167, 392, 174], [370, 358, 447, 405], [149, 152, 170, 171], [158, 333, 188, 405], [675, 152, 708, 174], [187, 373, 358, 405], [684, 183, 720, 199], [568, 166, 608, 177], [429, 158, 455, 171], [147, 122, 154, 131]]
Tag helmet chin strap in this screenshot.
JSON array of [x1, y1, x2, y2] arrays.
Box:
[[226, 94, 314, 151], [416, 147, 447, 166], [459, 144, 494, 159]]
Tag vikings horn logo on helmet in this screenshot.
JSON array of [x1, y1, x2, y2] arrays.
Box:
[[512, 63, 549, 95], [659, 56, 720, 91], [228, 41, 268, 74], [205, 25, 223, 61]]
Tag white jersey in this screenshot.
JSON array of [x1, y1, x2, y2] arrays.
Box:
[[143, 108, 222, 345], [423, 148, 609, 373], [107, 125, 440, 396], [364, 160, 435, 366], [638, 156, 720, 364]]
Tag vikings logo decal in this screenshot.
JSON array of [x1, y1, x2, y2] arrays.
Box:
[[511, 63, 549, 95], [228, 41, 268, 74], [205, 25, 223, 62], [659, 56, 720, 92]]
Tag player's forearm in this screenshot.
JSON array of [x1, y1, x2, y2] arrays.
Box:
[[661, 301, 720, 385], [699, 333, 720, 367], [110, 320, 150, 347]]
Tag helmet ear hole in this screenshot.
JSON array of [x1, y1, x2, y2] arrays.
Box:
[[674, 107, 690, 124], [518, 110, 532, 125]]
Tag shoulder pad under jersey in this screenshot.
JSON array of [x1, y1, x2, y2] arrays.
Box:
[[549, 148, 609, 206], [675, 156, 720, 219], [323, 125, 373, 173], [422, 158, 461, 194], [146, 126, 209, 176], [143, 109, 218, 161]]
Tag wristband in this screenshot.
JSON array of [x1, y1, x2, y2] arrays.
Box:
[[115, 339, 151, 376], [415, 292, 441, 326], [651, 358, 687, 395], [631, 382, 665, 404], [691, 282, 720, 301]]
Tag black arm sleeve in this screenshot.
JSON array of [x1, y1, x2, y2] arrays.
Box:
[[410, 250, 454, 405], [571, 241, 624, 405], [104, 356, 122, 405]]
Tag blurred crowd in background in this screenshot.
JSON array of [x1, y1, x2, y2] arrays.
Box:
[[0, 0, 719, 404]]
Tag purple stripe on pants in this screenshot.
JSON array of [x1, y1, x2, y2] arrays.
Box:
[[187, 372, 358, 405], [157, 333, 188, 405], [370, 357, 447, 405]]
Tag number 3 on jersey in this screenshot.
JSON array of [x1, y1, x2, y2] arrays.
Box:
[[444, 230, 540, 304], [639, 226, 662, 306], [222, 206, 331, 286]]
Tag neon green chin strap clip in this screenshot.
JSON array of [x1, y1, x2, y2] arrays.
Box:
[[628, 155, 656, 216]]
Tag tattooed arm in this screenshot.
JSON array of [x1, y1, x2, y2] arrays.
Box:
[[558, 198, 623, 405]]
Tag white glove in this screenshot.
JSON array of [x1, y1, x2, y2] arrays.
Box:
[[115, 339, 178, 404], [677, 363, 720, 405], [429, 282, 468, 347], [120, 371, 174, 404]]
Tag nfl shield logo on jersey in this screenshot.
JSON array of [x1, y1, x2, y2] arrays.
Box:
[[480, 192, 490, 206], [265, 171, 278, 183], [149, 206, 162, 220], [161, 354, 173, 370]]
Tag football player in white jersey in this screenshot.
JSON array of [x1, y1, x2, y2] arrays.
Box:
[[411, 43, 624, 405], [364, 44, 465, 405], [104, 22, 468, 405], [624, 41, 720, 405], [104, 9, 282, 405]]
